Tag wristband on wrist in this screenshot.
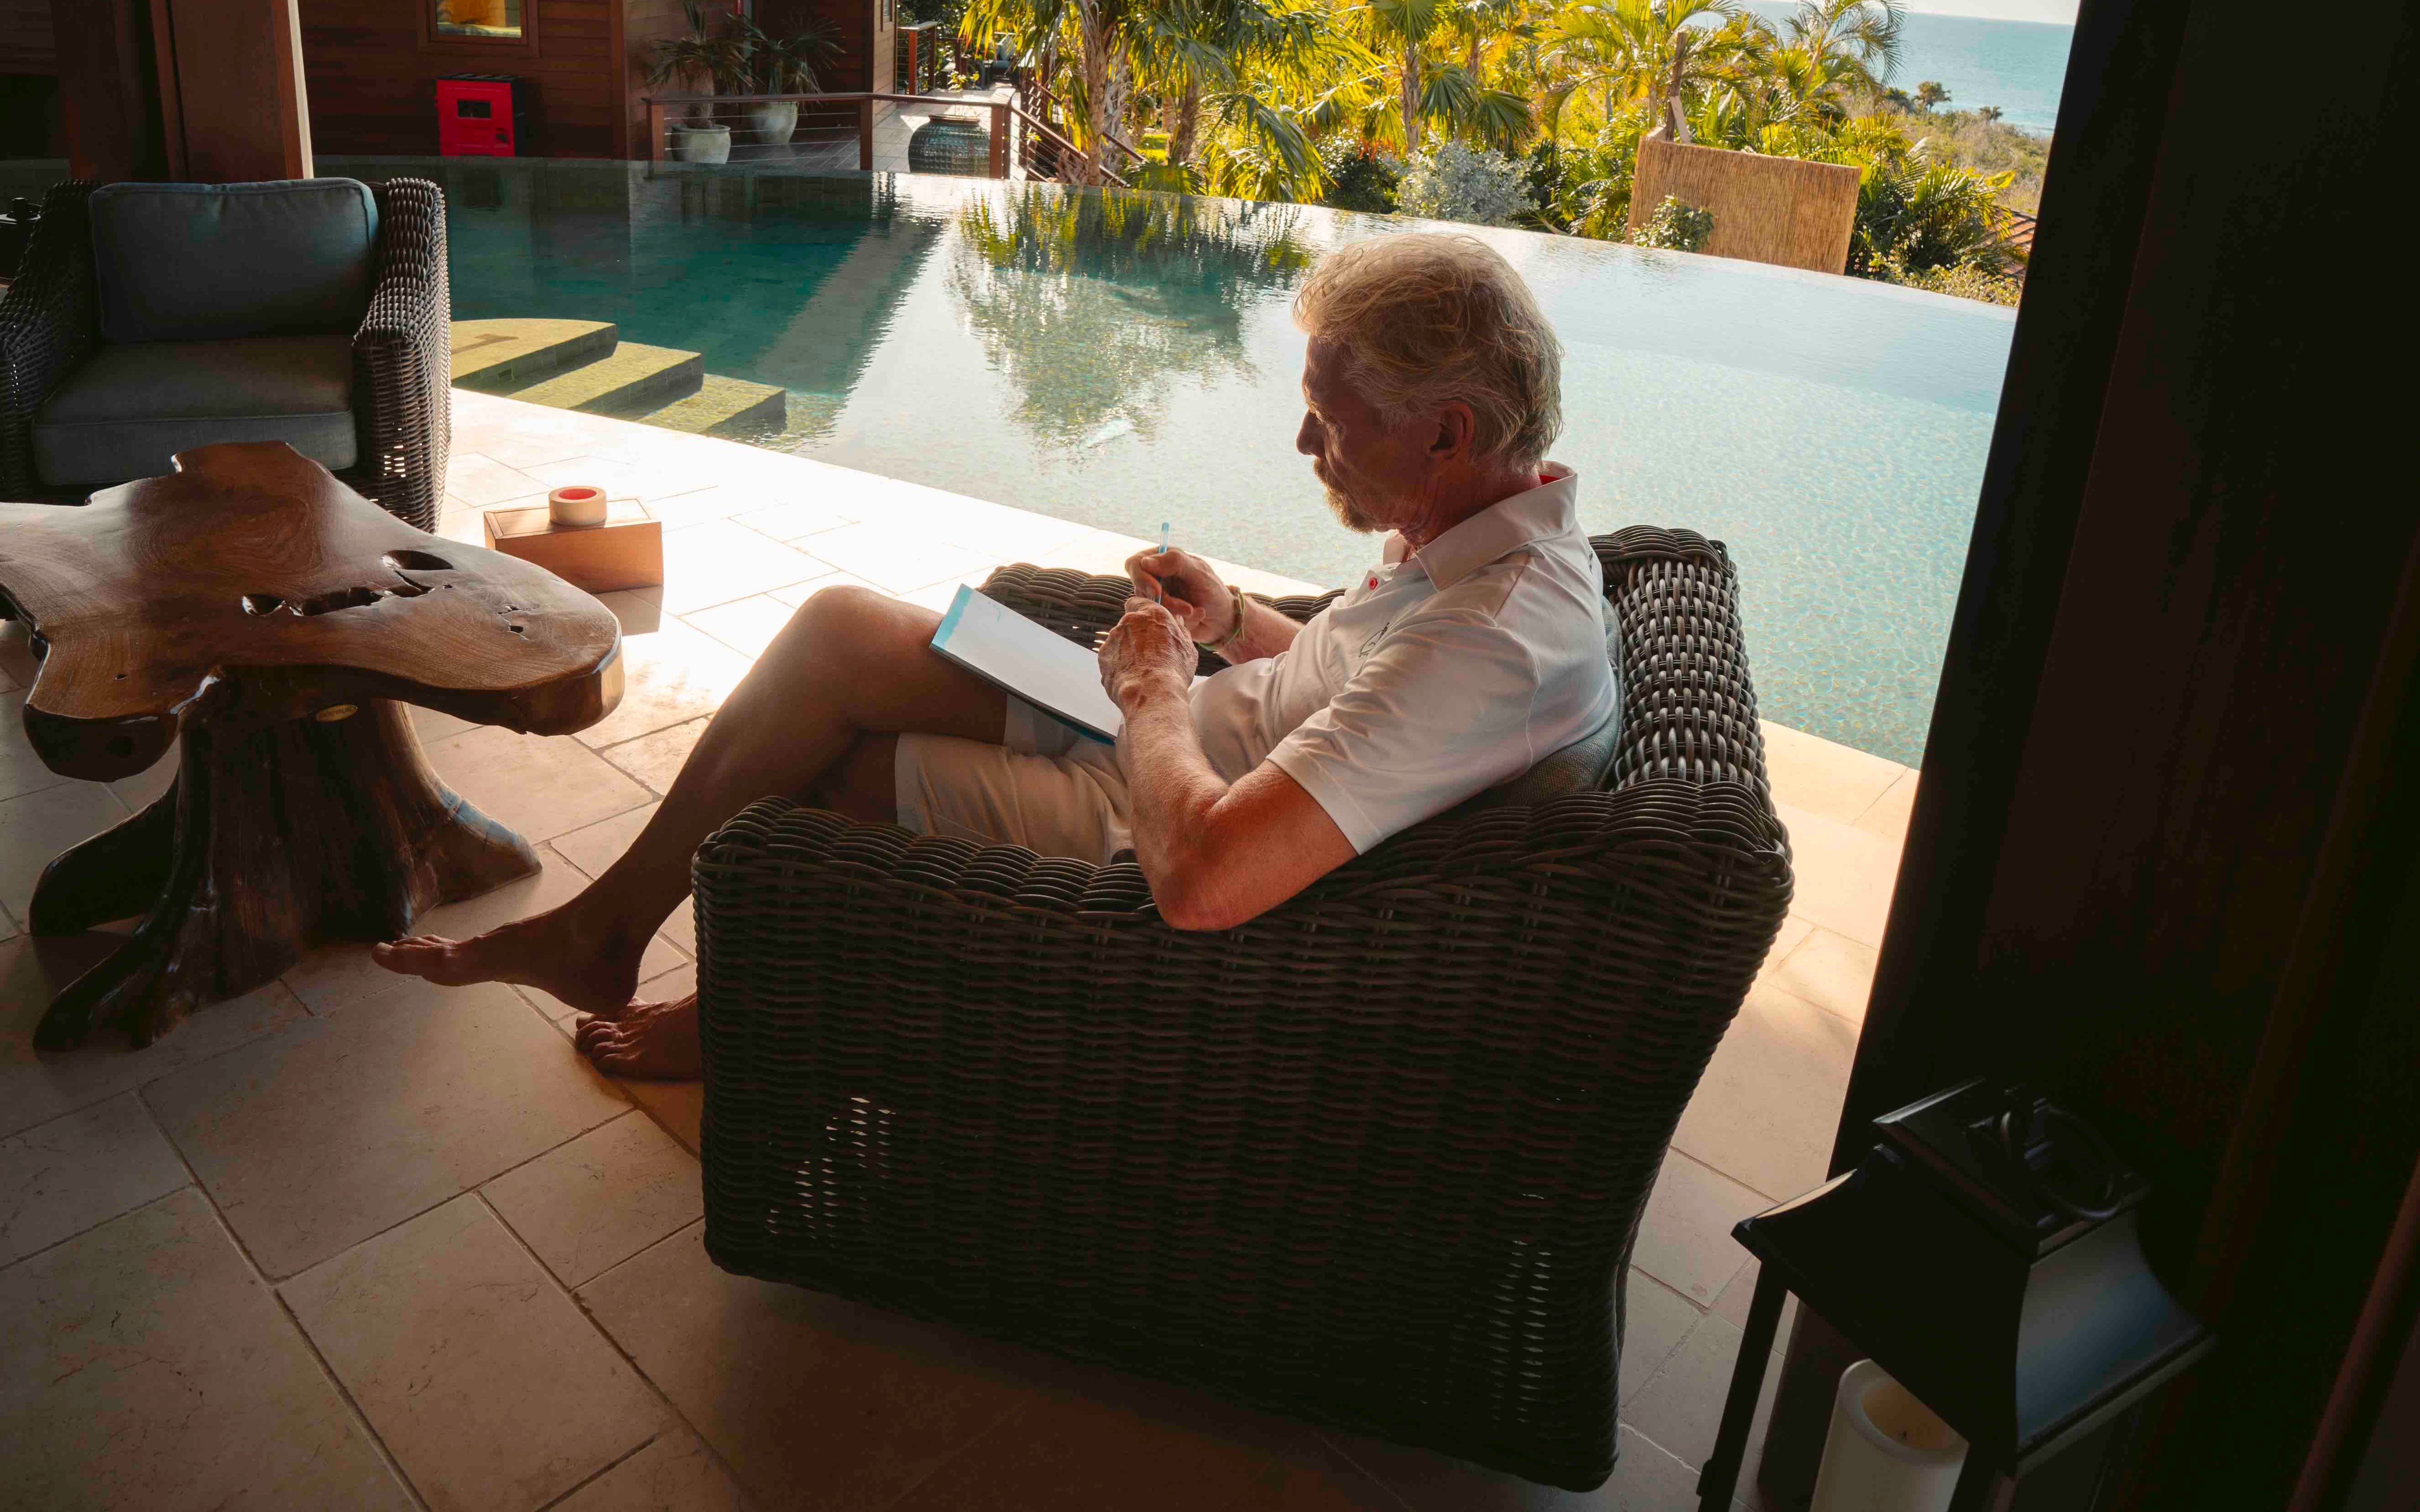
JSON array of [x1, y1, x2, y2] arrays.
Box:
[[1196, 583, 1249, 655]]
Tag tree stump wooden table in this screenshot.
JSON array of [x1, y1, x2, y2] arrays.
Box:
[[0, 442, 624, 1049]]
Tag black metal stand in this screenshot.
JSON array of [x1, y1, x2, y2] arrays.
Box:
[[1697, 1272, 1785, 1508], [1690, 1082, 2213, 1512]]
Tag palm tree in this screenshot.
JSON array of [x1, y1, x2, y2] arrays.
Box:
[[1133, 0, 1353, 192], [1746, 0, 1899, 128], [736, 12, 843, 93], [1358, 0, 1444, 151], [960, 0, 1136, 184], [1543, 0, 1762, 145], [1913, 78, 1949, 110], [964, 0, 1353, 194], [648, 0, 750, 125], [1345, 0, 1532, 153], [1778, 0, 1901, 96]]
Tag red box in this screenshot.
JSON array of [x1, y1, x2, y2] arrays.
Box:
[[437, 75, 530, 156]]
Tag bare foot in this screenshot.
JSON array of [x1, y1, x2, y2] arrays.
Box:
[[575, 994, 701, 1080], [371, 902, 644, 1017]]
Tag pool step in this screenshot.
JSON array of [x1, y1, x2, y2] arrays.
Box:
[[618, 374, 788, 437], [448, 317, 784, 439], [451, 318, 619, 388], [497, 341, 705, 414]]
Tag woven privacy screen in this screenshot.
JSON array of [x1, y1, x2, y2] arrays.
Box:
[[692, 526, 1793, 1490]]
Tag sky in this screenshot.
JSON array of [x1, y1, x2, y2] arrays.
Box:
[[1909, 0, 2078, 22]]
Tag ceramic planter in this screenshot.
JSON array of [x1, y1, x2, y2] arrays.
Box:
[[673, 122, 732, 164], [746, 101, 799, 147]]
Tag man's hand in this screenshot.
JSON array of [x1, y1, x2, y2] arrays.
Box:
[[1126, 547, 1237, 646], [1104, 591, 1356, 931], [1098, 597, 1195, 711]]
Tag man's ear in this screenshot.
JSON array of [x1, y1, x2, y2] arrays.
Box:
[[1429, 402, 1477, 461]]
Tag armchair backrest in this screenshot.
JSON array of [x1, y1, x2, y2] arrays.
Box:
[[88, 179, 379, 344], [1596, 528, 1773, 800]]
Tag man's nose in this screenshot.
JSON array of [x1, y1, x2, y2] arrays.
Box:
[[1295, 414, 1318, 457]]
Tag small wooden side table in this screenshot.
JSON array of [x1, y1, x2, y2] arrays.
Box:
[[0, 442, 625, 1048], [484, 498, 663, 594]]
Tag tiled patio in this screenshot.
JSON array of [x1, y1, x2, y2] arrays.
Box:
[[0, 391, 1914, 1512]]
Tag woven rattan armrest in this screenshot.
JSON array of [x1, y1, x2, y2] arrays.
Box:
[[350, 179, 451, 532], [973, 562, 1340, 676], [0, 181, 100, 496], [697, 777, 1786, 939]]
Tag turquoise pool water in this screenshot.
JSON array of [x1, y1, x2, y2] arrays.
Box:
[[353, 159, 2011, 764]]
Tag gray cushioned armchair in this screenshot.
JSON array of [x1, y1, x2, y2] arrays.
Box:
[[0, 177, 450, 530]]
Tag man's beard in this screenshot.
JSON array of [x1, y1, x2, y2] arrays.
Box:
[[1319, 473, 1384, 534]]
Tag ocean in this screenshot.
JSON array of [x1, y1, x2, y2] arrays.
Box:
[[1741, 5, 2076, 134]]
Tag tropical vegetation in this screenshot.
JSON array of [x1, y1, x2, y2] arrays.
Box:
[[929, 0, 2033, 300]]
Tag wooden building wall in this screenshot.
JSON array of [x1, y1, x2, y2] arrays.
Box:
[[299, 0, 627, 157], [757, 0, 881, 97], [0, 0, 59, 158], [297, 0, 881, 163], [622, 0, 697, 161], [0, 0, 55, 74]]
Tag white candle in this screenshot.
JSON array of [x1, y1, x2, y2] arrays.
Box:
[[1808, 1360, 1970, 1512]]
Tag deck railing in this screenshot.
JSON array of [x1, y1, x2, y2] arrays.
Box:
[[894, 23, 959, 95], [1014, 76, 1151, 183], [642, 92, 1105, 184]]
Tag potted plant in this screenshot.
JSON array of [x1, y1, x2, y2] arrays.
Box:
[[735, 14, 842, 148], [649, 2, 747, 163]]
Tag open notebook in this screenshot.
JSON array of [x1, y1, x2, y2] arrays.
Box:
[[928, 585, 1129, 743]]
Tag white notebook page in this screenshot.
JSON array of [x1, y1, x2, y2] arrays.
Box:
[[928, 585, 1127, 743]]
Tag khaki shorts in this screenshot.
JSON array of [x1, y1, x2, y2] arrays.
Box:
[[894, 696, 1135, 864]]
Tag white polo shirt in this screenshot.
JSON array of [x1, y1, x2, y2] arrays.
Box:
[[1190, 463, 1617, 852]]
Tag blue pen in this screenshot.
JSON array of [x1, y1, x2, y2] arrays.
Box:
[[1151, 522, 1170, 602]]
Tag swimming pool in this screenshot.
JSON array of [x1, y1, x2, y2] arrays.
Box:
[[351, 158, 2010, 764]]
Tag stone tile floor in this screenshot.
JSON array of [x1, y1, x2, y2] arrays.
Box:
[[0, 391, 1915, 1512]]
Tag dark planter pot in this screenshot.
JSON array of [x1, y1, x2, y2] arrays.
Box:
[[908, 117, 990, 177]]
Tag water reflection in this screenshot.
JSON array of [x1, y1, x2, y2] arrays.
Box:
[[948, 187, 1313, 452]]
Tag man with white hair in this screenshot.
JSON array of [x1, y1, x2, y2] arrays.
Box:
[[374, 232, 1618, 1077]]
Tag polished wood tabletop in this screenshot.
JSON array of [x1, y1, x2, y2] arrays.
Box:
[[0, 442, 626, 1049], [0, 441, 621, 781]]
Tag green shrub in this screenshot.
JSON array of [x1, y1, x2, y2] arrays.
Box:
[[1851, 158, 2022, 278], [1318, 138, 1401, 215], [1396, 139, 1532, 227], [1886, 260, 2024, 306], [1532, 103, 1654, 238], [1630, 195, 1715, 252]]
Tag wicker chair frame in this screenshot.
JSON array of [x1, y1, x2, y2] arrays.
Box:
[[692, 526, 1793, 1491], [0, 178, 451, 531]]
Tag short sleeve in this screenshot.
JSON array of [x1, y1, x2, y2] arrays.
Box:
[[1263, 608, 1541, 853]]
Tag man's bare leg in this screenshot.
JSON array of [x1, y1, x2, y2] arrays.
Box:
[[567, 729, 899, 1078], [371, 587, 1002, 1016]]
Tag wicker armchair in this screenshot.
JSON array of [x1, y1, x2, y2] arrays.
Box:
[[691, 526, 1793, 1490], [0, 178, 451, 530]]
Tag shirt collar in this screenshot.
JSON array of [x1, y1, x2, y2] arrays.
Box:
[[1382, 463, 1581, 589]]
